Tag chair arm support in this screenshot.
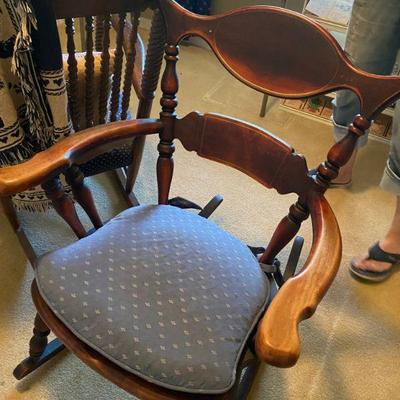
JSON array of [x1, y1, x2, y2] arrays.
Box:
[[0, 119, 162, 197], [255, 193, 341, 367]]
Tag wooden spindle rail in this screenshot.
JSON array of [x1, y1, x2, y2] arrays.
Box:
[[84, 16, 95, 128], [110, 13, 126, 122], [98, 14, 111, 125], [157, 44, 179, 205], [65, 18, 80, 132]]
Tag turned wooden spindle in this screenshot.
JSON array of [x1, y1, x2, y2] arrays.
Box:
[[126, 9, 166, 193], [260, 201, 309, 265], [157, 44, 179, 205], [12, 313, 51, 379], [65, 18, 80, 132], [28, 314, 50, 360], [136, 9, 166, 119], [94, 16, 104, 52], [65, 165, 103, 230], [42, 177, 86, 239], [316, 115, 371, 189], [85, 16, 95, 128], [121, 11, 140, 120], [110, 13, 126, 122], [98, 14, 111, 125]]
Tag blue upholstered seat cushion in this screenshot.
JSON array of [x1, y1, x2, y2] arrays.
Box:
[[35, 205, 270, 394]]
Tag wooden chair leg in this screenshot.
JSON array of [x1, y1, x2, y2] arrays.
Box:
[[42, 177, 87, 239], [260, 200, 309, 265], [65, 165, 103, 230], [13, 313, 65, 380], [233, 353, 261, 399], [1, 197, 38, 264]]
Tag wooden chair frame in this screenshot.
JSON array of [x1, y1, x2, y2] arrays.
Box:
[[2, 1, 400, 398], [1, 0, 166, 264]]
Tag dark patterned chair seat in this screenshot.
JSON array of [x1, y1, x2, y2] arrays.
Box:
[[35, 205, 270, 394]]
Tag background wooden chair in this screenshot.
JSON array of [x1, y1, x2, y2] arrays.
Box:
[[1, 0, 166, 264], [2, 0, 400, 398]]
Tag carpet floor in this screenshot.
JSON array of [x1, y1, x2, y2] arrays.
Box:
[[1, 39, 399, 400]]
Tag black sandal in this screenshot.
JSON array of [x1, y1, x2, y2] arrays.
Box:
[[349, 242, 400, 282]]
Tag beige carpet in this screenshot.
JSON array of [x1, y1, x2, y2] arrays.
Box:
[[1, 41, 400, 400]]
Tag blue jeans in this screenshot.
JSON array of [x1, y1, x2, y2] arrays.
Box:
[[333, 0, 400, 195]]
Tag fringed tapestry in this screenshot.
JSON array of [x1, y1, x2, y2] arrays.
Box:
[[0, 0, 72, 211]]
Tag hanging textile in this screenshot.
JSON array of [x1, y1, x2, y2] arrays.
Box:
[[0, 0, 72, 211], [177, 0, 211, 15]]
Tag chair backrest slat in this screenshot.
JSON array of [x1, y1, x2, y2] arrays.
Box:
[[174, 112, 314, 198], [109, 13, 126, 122], [84, 16, 95, 128], [65, 18, 81, 132], [121, 11, 140, 120], [98, 14, 111, 125]]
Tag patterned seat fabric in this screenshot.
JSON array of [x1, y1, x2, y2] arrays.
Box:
[[35, 205, 270, 394]]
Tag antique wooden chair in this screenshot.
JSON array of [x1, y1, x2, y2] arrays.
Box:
[[2, 1, 400, 398], [1, 0, 166, 263]]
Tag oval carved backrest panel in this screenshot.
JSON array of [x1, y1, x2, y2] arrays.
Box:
[[159, 0, 400, 120], [174, 112, 315, 198]]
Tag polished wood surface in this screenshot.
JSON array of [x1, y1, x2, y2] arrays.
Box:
[[98, 15, 112, 125], [256, 194, 341, 367], [0, 120, 162, 196], [84, 16, 95, 128], [65, 165, 103, 229], [65, 18, 81, 131], [42, 177, 87, 239], [174, 112, 315, 197], [159, 0, 400, 120], [157, 44, 179, 205]]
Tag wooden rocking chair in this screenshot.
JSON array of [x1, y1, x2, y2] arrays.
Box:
[[1, 0, 165, 263], [2, 0, 400, 398]]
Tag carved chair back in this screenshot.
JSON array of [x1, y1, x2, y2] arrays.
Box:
[[50, 0, 164, 183], [52, 0, 146, 131], [155, 0, 400, 366]]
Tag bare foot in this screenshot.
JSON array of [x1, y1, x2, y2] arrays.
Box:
[[351, 240, 400, 272]]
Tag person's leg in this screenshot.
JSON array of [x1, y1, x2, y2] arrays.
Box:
[[351, 197, 400, 272], [333, 0, 400, 184], [352, 102, 400, 273]]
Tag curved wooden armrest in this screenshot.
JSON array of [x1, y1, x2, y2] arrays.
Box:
[[0, 119, 162, 197], [255, 193, 341, 367]]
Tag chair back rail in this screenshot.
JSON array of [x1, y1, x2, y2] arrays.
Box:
[[174, 112, 314, 198], [159, 0, 400, 120]]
